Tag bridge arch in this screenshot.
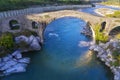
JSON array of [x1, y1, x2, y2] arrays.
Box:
[[109, 26, 120, 36], [40, 16, 95, 44], [9, 19, 20, 30]]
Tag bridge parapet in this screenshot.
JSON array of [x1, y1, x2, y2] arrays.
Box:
[[0, 5, 91, 19]]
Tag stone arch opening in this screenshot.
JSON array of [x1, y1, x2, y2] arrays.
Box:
[[32, 21, 39, 29], [9, 20, 20, 30], [41, 16, 94, 43], [109, 26, 120, 36]]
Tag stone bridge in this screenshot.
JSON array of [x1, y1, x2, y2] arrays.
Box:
[[26, 10, 120, 42], [0, 5, 120, 43]]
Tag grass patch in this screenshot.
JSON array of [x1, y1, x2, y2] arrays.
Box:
[[93, 24, 109, 44], [44, 15, 50, 18], [106, 10, 120, 18], [0, 32, 15, 57], [102, 0, 120, 6]]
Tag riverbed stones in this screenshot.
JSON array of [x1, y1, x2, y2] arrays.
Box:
[[0, 50, 30, 76], [90, 39, 120, 80], [81, 22, 92, 37], [15, 35, 41, 51]]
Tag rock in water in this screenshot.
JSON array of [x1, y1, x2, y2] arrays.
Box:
[[0, 50, 30, 76], [29, 35, 41, 50], [12, 50, 22, 59]]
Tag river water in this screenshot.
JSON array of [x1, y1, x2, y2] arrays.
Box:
[[2, 17, 113, 80], [79, 4, 120, 16]]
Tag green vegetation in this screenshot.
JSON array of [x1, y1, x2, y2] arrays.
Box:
[[44, 15, 50, 18], [14, 29, 38, 37], [106, 10, 120, 18], [0, 32, 14, 49], [111, 49, 120, 66], [102, 0, 120, 6], [0, 32, 15, 57], [0, 0, 89, 11], [93, 24, 109, 44], [0, 30, 38, 57]]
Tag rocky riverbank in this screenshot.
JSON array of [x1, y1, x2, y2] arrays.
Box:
[[95, 8, 116, 16], [0, 35, 41, 76], [81, 22, 92, 37], [15, 35, 41, 52], [90, 39, 120, 80], [0, 50, 30, 76]]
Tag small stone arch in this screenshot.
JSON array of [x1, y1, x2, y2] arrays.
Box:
[[32, 21, 39, 29], [109, 26, 120, 36], [9, 20, 20, 30]]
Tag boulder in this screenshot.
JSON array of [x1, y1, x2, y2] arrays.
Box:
[[93, 46, 102, 52], [3, 56, 11, 62], [0, 50, 31, 76], [29, 35, 41, 50], [3, 63, 27, 75], [89, 45, 97, 50], [18, 58, 30, 64], [78, 41, 91, 47], [12, 50, 22, 59], [0, 60, 17, 71], [15, 36, 29, 44]]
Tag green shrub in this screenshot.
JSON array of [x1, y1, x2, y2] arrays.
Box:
[[102, 0, 119, 6], [106, 11, 120, 18], [0, 32, 15, 57], [0, 33, 14, 49], [110, 61, 120, 67], [111, 49, 120, 66], [14, 30, 38, 37], [93, 24, 109, 44], [44, 15, 50, 18]]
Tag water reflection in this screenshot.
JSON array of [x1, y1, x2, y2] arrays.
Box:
[[75, 51, 92, 68]]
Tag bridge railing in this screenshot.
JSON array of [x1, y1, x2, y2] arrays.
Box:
[[0, 5, 91, 19]]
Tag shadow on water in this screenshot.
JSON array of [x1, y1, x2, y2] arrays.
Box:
[[2, 17, 113, 80]]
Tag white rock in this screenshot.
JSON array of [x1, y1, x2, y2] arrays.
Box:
[[15, 35, 29, 44], [112, 42, 118, 48], [94, 46, 102, 52], [18, 58, 30, 64], [3, 56, 10, 62], [29, 35, 41, 50], [99, 43, 105, 47], [0, 60, 17, 70], [12, 50, 22, 59], [78, 41, 91, 47], [89, 45, 97, 50], [0, 62, 5, 68], [3, 63, 27, 75]]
